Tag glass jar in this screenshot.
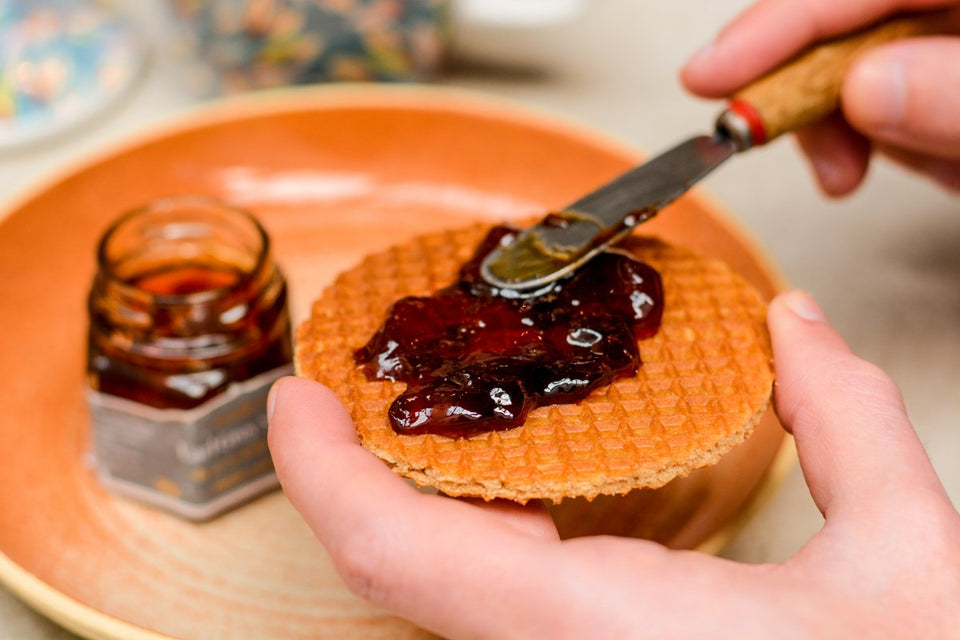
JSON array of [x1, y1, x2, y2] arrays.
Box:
[[87, 196, 292, 520]]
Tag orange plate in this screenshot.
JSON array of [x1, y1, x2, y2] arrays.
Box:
[[0, 86, 792, 640]]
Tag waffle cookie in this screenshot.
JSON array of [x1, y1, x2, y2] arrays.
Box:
[[295, 223, 774, 503]]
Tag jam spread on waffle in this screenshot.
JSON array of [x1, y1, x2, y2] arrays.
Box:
[[354, 226, 663, 438]]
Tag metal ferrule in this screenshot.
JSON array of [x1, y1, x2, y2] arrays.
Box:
[[715, 109, 754, 151]]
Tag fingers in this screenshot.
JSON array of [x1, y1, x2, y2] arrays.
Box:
[[267, 377, 412, 531], [877, 143, 960, 191], [683, 5, 960, 195], [793, 112, 872, 196], [767, 292, 948, 521], [682, 0, 958, 97], [267, 377, 559, 639], [842, 37, 960, 160]]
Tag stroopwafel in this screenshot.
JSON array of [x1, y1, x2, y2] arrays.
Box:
[[295, 223, 773, 503]]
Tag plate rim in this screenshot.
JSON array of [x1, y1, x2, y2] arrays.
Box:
[[0, 83, 795, 640], [0, 440, 797, 640]]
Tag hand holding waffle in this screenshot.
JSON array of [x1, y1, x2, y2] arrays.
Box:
[[267, 291, 960, 639], [682, 0, 960, 195]]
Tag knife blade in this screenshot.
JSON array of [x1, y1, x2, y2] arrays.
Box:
[[480, 13, 942, 292], [480, 131, 739, 291]]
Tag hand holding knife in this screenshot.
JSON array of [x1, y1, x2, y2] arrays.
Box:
[[481, 13, 945, 291]]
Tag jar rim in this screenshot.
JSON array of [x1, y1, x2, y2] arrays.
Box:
[[96, 195, 272, 305]]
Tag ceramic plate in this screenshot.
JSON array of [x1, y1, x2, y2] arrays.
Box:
[[0, 86, 792, 640], [0, 0, 146, 150]]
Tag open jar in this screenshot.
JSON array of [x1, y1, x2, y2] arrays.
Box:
[[87, 196, 292, 520]]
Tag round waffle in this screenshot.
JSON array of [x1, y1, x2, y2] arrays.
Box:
[[295, 223, 774, 503]]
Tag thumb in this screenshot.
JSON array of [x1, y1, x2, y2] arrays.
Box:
[[842, 37, 960, 160], [265, 379, 562, 639], [266, 376, 414, 535]]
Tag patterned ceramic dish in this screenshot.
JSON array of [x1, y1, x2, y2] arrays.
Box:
[[170, 0, 450, 93], [0, 0, 146, 149]]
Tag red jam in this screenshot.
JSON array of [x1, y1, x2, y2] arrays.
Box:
[[131, 264, 244, 296], [354, 226, 664, 438], [88, 199, 293, 411]]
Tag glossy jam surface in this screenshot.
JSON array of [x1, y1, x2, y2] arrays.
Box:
[[354, 226, 664, 438], [132, 263, 243, 296]]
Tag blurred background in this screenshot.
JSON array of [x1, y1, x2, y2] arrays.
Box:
[[1, 0, 957, 637]]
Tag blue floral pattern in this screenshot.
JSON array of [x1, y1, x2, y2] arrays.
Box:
[[0, 0, 143, 145]]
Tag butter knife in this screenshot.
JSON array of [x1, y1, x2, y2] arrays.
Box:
[[480, 13, 942, 291]]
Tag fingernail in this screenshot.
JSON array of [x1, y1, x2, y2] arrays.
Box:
[[784, 291, 825, 322], [267, 378, 286, 421], [688, 41, 715, 67], [848, 58, 906, 129]]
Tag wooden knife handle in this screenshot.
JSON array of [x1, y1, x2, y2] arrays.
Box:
[[730, 13, 943, 145]]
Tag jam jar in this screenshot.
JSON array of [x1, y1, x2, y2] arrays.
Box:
[[86, 197, 292, 520]]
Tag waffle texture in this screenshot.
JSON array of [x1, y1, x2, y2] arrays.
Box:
[[295, 224, 774, 503]]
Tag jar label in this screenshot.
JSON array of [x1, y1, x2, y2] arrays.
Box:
[[88, 365, 292, 521]]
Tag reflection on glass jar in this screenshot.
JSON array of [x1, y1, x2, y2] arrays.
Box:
[[87, 196, 293, 520]]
